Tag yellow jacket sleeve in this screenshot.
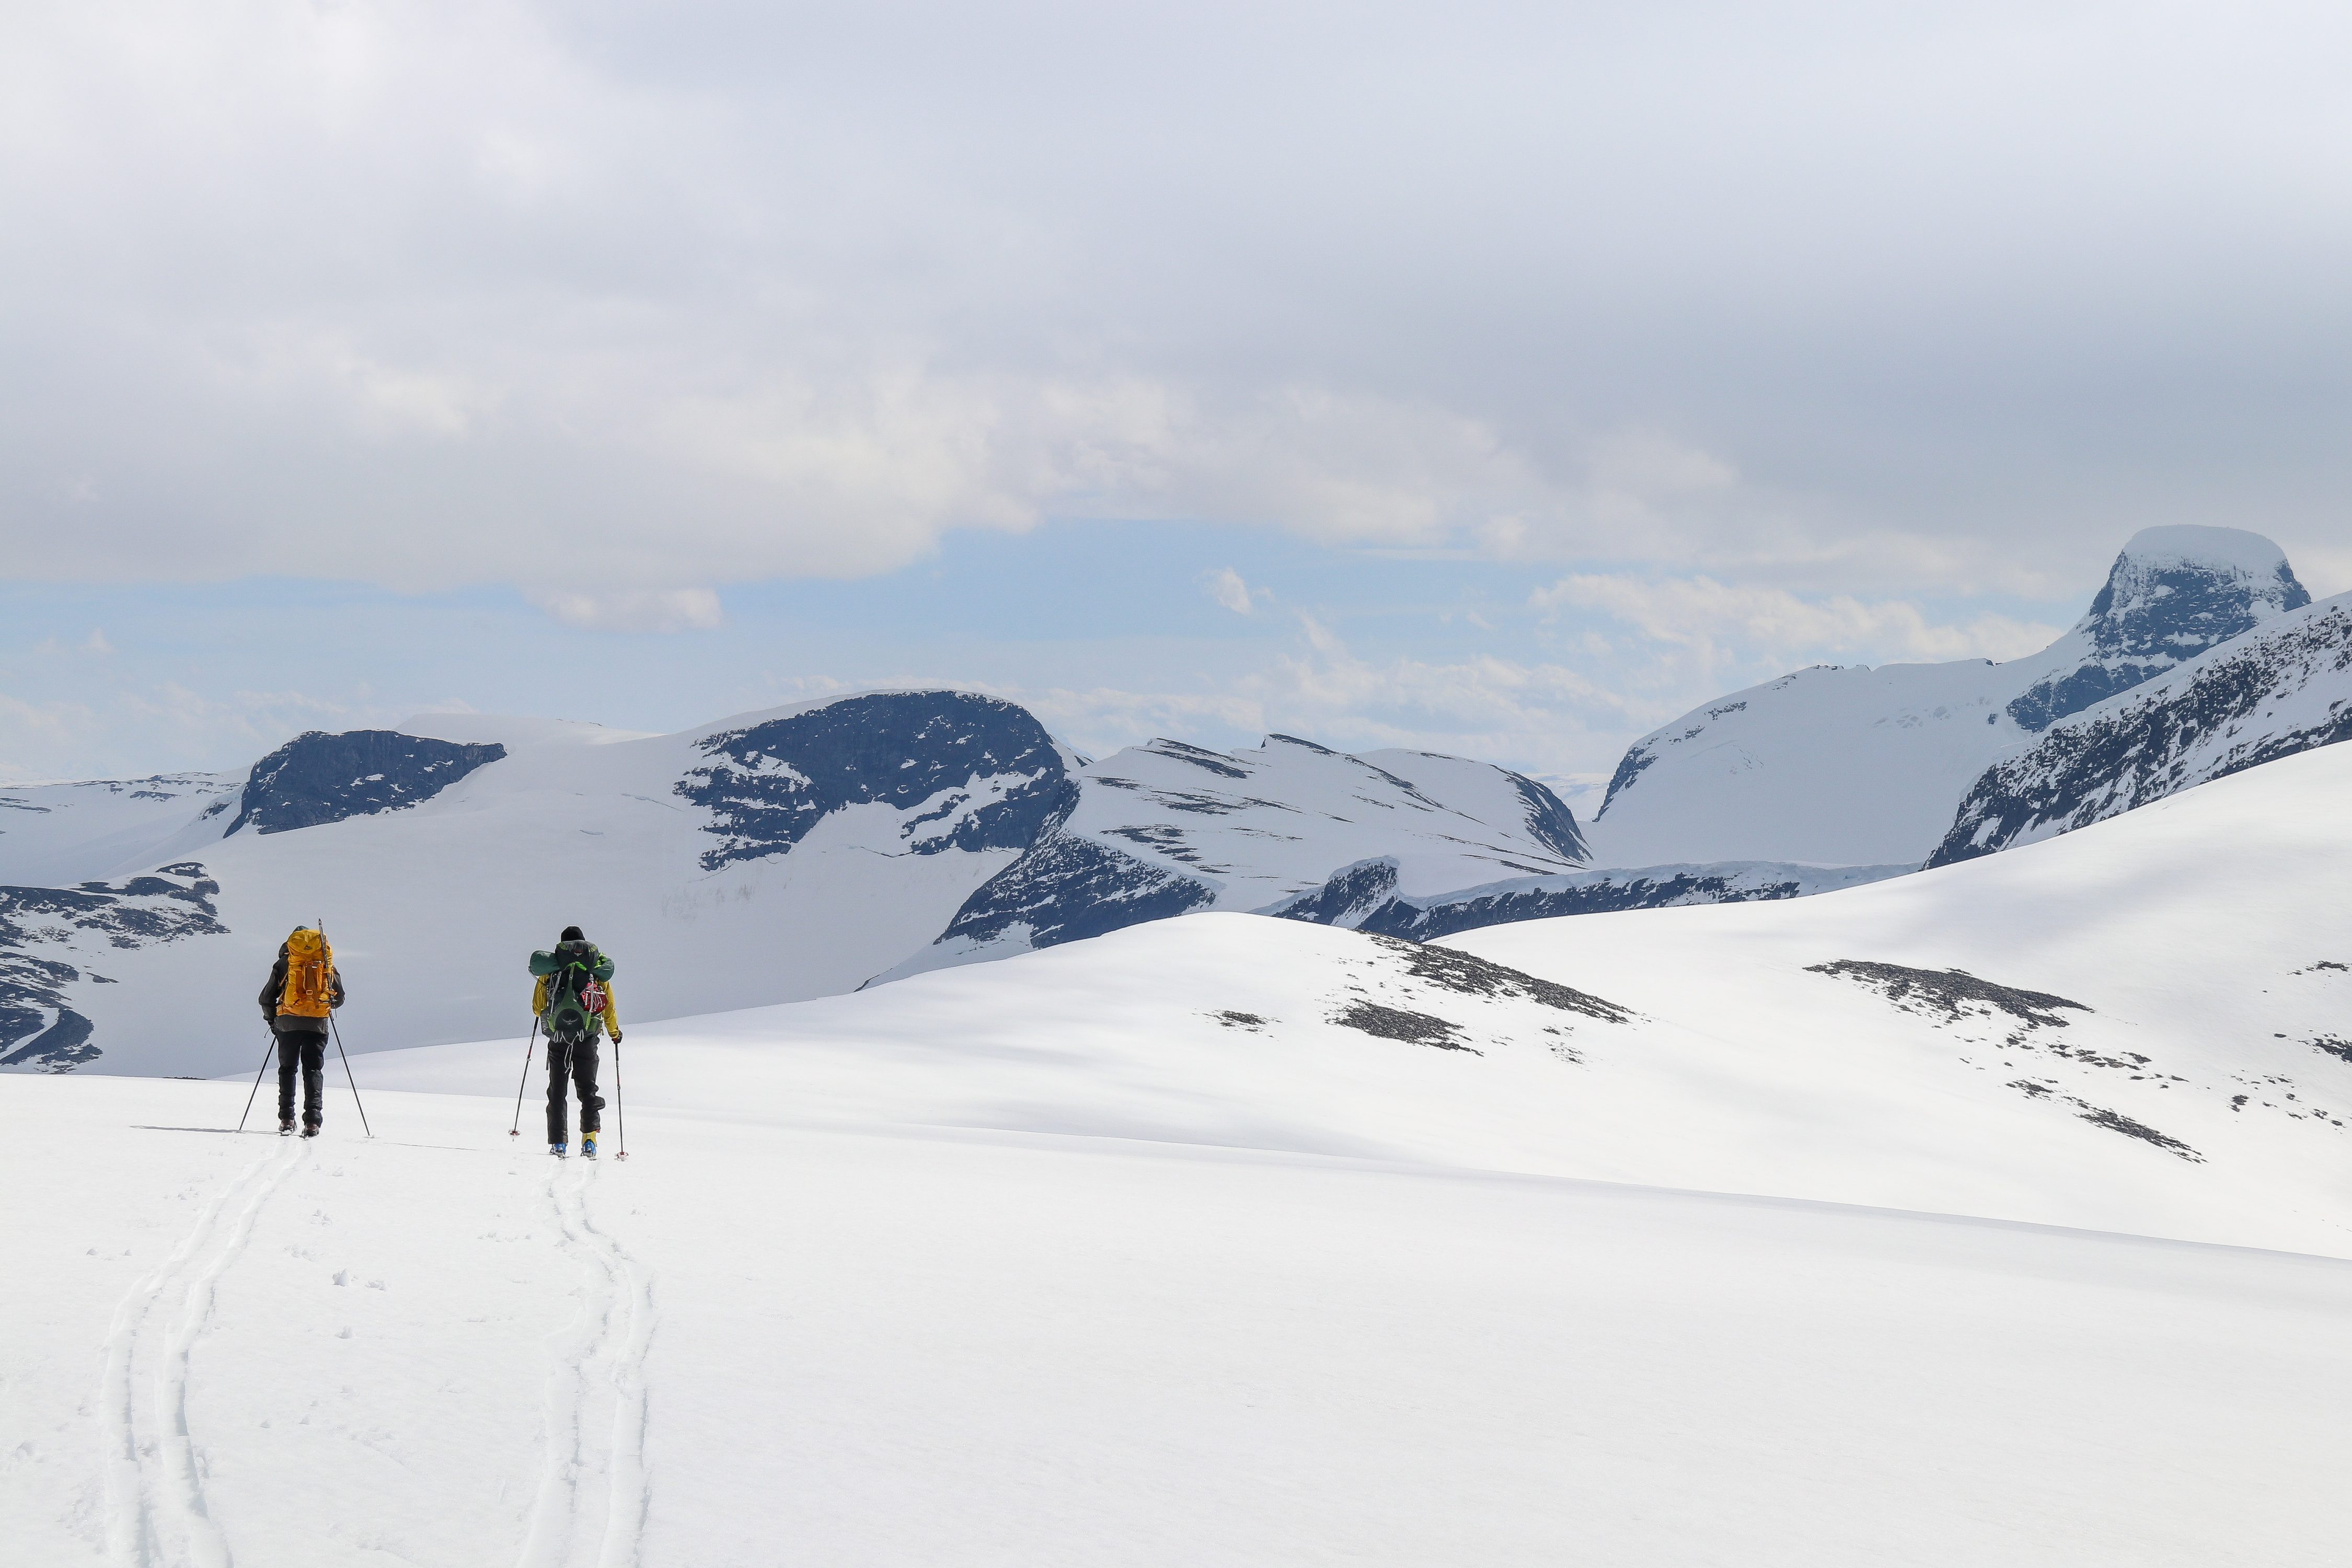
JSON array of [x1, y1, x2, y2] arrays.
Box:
[[531, 976, 548, 1017], [602, 986, 621, 1037]]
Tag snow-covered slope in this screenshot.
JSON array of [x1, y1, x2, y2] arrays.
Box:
[[1931, 590, 2352, 865], [883, 735, 1588, 978], [11, 1076, 2350, 1567], [0, 773, 242, 886], [0, 866, 226, 1070], [364, 737, 2352, 1254], [1588, 525, 2313, 867], [1449, 739, 2352, 1247]]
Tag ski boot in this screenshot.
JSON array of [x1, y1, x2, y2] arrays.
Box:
[[550, 1141, 568, 1158], [581, 1133, 597, 1160], [278, 1117, 296, 1137], [301, 1122, 321, 1139]]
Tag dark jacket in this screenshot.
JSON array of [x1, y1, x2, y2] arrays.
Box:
[[260, 944, 348, 1034]]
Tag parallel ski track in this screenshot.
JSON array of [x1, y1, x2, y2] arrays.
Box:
[[519, 1160, 654, 1568], [100, 1138, 302, 1567]]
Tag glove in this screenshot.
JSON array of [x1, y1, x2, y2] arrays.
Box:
[[611, 1030, 623, 1044]]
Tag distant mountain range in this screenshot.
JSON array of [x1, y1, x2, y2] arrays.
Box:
[[0, 694, 1615, 1073], [4, 524, 2346, 1076]]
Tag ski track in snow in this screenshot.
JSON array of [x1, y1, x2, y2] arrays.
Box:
[[100, 1137, 302, 1568], [520, 1160, 654, 1568]]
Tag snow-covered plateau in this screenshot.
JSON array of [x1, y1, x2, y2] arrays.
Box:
[[6, 720, 2351, 1564]]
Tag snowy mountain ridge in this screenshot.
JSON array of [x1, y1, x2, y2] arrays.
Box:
[[1932, 588, 2352, 865], [0, 690, 1599, 1074], [884, 735, 1592, 981], [1588, 525, 2315, 867]]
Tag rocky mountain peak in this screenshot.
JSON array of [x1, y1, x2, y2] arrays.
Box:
[[2007, 526, 2310, 731], [2080, 526, 2310, 659]]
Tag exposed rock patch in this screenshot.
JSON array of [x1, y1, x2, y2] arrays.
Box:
[[1369, 935, 1632, 1022], [1283, 862, 1906, 942], [1331, 1000, 1479, 1053], [2073, 1105, 2203, 1161], [1807, 960, 2090, 1030]]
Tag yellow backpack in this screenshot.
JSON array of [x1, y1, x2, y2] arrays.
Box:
[[280, 928, 336, 1019]]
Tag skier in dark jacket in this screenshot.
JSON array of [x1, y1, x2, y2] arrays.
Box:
[[258, 927, 347, 1137], [528, 926, 621, 1158]]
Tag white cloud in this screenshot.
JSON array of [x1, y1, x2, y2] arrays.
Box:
[[1205, 567, 1255, 614], [1023, 615, 1659, 779], [30, 630, 119, 659], [6, 3, 2344, 601], [526, 589, 725, 635], [1534, 573, 2060, 675]]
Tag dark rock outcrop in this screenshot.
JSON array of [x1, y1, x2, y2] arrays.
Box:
[[230, 731, 506, 836], [1506, 772, 1591, 862], [1273, 859, 1907, 942], [934, 832, 1215, 951], [679, 691, 1076, 872]]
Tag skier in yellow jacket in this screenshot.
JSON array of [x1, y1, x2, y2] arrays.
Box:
[[528, 925, 622, 1158], [258, 927, 347, 1137]]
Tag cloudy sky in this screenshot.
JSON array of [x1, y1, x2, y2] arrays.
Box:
[[4, 1, 2348, 785]]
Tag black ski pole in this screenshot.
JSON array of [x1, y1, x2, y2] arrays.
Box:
[[316, 916, 372, 1138], [236, 1033, 276, 1134], [613, 1029, 629, 1162], [327, 1013, 373, 1139], [510, 1017, 539, 1138]]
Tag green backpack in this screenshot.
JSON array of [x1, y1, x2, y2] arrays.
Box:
[[530, 940, 616, 1037]]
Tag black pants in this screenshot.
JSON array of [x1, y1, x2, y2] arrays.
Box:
[[276, 1031, 326, 1126], [546, 1035, 604, 1143]]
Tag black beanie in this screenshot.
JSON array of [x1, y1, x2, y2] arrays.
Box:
[[560, 925, 585, 942]]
